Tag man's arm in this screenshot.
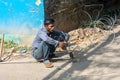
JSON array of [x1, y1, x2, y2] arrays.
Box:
[[38, 30, 58, 46], [37, 30, 67, 49]]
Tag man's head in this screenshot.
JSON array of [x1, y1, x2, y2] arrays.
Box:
[[44, 18, 55, 32]]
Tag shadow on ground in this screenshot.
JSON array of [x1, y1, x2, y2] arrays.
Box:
[[43, 30, 120, 80]]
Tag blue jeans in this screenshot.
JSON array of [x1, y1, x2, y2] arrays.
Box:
[[31, 41, 55, 61]]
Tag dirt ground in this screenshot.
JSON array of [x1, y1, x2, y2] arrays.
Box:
[[0, 25, 120, 80]]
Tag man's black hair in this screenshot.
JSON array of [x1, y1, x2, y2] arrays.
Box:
[[44, 18, 55, 25]]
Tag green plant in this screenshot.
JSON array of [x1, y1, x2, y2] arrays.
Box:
[[3, 40, 31, 52], [4, 40, 18, 48]]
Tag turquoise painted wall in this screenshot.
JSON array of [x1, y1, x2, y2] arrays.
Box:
[[0, 0, 44, 44]]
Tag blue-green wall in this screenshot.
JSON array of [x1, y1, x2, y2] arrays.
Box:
[[0, 0, 44, 44]]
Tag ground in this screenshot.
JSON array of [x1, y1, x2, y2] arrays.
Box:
[[0, 25, 120, 80]]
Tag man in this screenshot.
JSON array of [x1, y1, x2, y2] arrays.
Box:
[[31, 18, 69, 68]]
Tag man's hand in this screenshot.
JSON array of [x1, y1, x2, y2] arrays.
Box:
[[58, 42, 67, 50]]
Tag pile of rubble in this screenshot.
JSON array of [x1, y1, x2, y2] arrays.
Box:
[[68, 27, 109, 51]]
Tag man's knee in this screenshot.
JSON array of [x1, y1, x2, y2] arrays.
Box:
[[59, 33, 70, 42], [31, 41, 48, 60], [64, 33, 70, 41], [31, 48, 43, 60]]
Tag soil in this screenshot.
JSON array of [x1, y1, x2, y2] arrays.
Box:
[[0, 25, 120, 80]]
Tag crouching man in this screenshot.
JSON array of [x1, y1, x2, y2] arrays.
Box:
[[31, 18, 69, 68]]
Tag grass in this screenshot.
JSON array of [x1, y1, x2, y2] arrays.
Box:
[[0, 39, 31, 52]]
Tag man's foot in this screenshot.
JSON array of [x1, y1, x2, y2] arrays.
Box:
[[43, 60, 54, 68]]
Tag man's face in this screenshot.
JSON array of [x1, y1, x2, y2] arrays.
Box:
[[46, 24, 54, 32]]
